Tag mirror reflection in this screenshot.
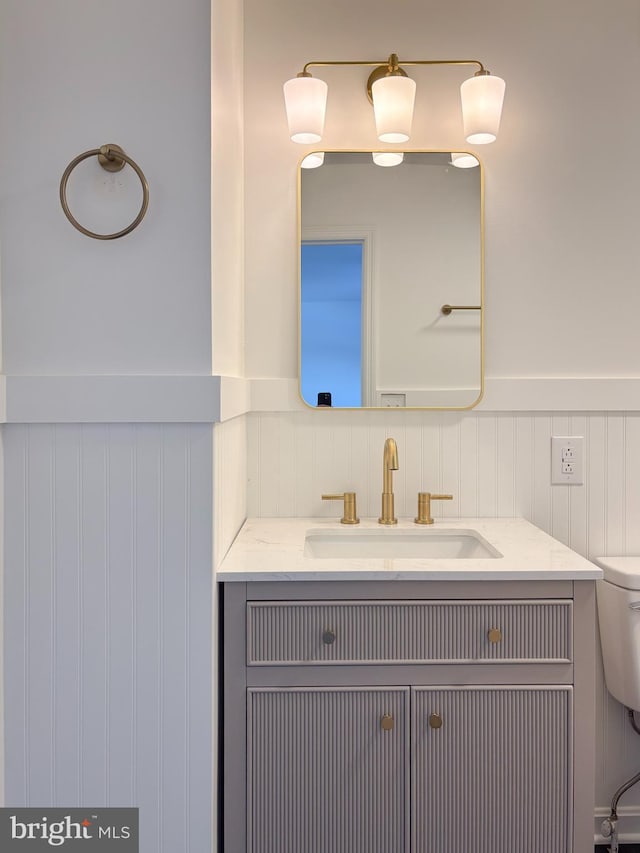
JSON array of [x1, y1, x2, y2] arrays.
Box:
[[299, 151, 483, 409]]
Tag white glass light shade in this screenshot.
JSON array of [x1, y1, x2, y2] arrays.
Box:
[[371, 75, 416, 143], [283, 76, 328, 143], [460, 73, 506, 144], [372, 151, 404, 167], [301, 151, 325, 169], [450, 152, 479, 169]]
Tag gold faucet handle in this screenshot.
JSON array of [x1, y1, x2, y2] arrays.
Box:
[[321, 492, 360, 525], [415, 492, 453, 525]]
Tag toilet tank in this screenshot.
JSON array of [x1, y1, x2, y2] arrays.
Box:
[[596, 557, 640, 711]]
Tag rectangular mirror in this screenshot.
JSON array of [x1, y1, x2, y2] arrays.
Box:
[[299, 151, 483, 409]]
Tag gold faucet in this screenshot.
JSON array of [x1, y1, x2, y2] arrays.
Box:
[[379, 437, 399, 525], [321, 492, 360, 524], [415, 492, 453, 524]]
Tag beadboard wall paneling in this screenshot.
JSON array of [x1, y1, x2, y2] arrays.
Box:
[[247, 409, 640, 824], [213, 415, 247, 568], [211, 413, 247, 836], [247, 411, 640, 558], [3, 424, 213, 853]]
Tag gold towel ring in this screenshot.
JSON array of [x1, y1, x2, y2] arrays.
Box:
[[59, 144, 149, 240]]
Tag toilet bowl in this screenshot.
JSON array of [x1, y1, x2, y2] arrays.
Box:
[[596, 557, 640, 711]]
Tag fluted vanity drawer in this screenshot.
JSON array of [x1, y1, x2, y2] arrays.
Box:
[[246, 600, 573, 665]]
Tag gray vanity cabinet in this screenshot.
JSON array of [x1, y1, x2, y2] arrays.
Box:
[[248, 687, 409, 853], [411, 686, 572, 853], [222, 579, 595, 853]]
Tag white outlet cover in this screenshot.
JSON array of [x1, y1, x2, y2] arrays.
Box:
[[551, 436, 584, 485], [380, 393, 406, 407]]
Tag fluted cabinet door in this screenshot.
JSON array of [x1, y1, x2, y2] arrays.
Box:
[[247, 687, 409, 853], [412, 686, 572, 853]]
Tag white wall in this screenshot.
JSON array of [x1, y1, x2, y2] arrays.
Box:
[[244, 0, 640, 381], [214, 416, 247, 567], [212, 0, 245, 377], [0, 0, 212, 376], [242, 0, 640, 841]]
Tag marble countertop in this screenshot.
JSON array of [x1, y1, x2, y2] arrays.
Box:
[[216, 517, 602, 582]]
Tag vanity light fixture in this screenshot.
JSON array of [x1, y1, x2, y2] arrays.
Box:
[[372, 151, 404, 167], [284, 53, 505, 146], [301, 151, 325, 169], [450, 152, 479, 168]]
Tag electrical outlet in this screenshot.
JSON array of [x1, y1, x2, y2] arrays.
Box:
[[380, 393, 406, 407], [551, 436, 584, 484]]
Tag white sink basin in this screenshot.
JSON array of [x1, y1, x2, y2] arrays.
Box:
[[304, 528, 502, 559]]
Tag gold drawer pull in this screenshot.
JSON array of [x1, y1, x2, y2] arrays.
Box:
[[322, 629, 336, 645], [429, 713, 443, 729], [487, 627, 503, 644], [381, 714, 394, 731]]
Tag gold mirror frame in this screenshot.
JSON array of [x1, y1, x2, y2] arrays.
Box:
[[297, 149, 485, 411]]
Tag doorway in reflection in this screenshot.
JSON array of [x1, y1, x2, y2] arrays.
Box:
[[300, 241, 364, 407]]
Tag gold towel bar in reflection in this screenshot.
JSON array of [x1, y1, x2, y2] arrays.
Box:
[[59, 144, 149, 240], [441, 304, 481, 315]]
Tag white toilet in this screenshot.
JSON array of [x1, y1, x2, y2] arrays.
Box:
[[596, 557, 640, 711]]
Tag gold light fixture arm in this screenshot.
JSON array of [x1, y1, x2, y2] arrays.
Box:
[[302, 59, 398, 74], [389, 59, 486, 72], [299, 55, 487, 105], [301, 57, 486, 75]]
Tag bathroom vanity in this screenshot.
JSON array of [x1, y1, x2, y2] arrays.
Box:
[[218, 518, 601, 853]]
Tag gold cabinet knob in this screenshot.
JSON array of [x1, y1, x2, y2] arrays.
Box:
[[381, 714, 394, 731], [322, 629, 336, 645], [429, 713, 443, 729], [487, 627, 503, 644]]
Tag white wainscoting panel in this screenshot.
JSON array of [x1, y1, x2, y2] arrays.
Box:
[[3, 424, 213, 853], [247, 409, 640, 836], [211, 412, 247, 844], [213, 415, 247, 568]]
